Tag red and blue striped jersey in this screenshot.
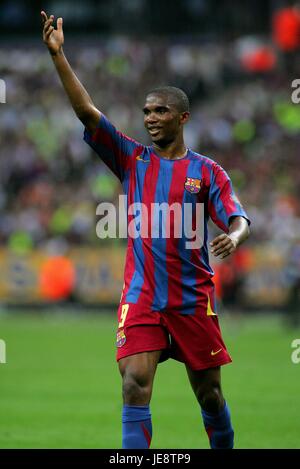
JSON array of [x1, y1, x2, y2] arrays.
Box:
[[84, 114, 250, 314]]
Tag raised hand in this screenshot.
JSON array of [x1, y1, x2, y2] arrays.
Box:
[[41, 11, 64, 55]]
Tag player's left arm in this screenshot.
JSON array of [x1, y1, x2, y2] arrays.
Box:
[[208, 162, 250, 258], [210, 216, 250, 259]]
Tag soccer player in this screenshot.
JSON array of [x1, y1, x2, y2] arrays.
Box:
[[42, 12, 250, 449]]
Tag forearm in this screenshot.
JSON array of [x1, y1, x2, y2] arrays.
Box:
[[228, 216, 250, 247], [51, 48, 96, 121], [42, 12, 100, 131]]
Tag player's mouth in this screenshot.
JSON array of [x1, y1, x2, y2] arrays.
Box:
[[148, 127, 162, 137]]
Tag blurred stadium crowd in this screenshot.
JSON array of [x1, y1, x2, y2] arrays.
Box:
[[0, 3, 299, 310]]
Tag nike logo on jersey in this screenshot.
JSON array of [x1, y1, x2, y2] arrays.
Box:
[[211, 348, 222, 356], [136, 155, 150, 162]]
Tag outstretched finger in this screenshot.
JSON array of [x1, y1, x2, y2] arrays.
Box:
[[41, 11, 48, 24], [57, 17, 63, 32], [41, 12, 55, 25]]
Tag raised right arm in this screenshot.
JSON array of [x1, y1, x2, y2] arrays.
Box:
[[41, 11, 100, 134]]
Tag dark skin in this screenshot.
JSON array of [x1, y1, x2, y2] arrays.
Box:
[[42, 12, 250, 414], [41, 11, 100, 133], [143, 95, 189, 158], [142, 94, 249, 259]]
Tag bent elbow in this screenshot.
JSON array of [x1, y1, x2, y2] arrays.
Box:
[[76, 106, 91, 123]]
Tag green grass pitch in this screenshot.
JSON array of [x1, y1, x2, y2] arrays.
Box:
[[0, 311, 300, 448]]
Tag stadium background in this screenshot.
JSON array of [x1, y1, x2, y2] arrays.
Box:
[[0, 0, 300, 448]]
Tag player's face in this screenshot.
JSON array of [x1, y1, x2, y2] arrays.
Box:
[[143, 94, 188, 146]]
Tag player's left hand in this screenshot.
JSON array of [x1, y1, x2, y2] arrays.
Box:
[[210, 234, 238, 259]]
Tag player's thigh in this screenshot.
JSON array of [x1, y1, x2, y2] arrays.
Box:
[[185, 365, 222, 394], [118, 350, 162, 385]]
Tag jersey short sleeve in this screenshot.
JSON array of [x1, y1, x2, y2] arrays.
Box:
[[208, 162, 250, 232], [83, 114, 142, 182]]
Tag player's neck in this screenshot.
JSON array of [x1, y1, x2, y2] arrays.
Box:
[[152, 139, 187, 160]]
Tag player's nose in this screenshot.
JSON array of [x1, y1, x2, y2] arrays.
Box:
[[145, 113, 158, 125]]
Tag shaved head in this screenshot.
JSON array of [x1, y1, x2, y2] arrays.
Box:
[[146, 86, 190, 114]]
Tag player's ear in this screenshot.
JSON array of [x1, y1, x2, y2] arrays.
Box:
[[180, 112, 190, 124]]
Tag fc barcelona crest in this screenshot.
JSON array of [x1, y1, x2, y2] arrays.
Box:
[[116, 329, 126, 348], [184, 177, 201, 194]]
